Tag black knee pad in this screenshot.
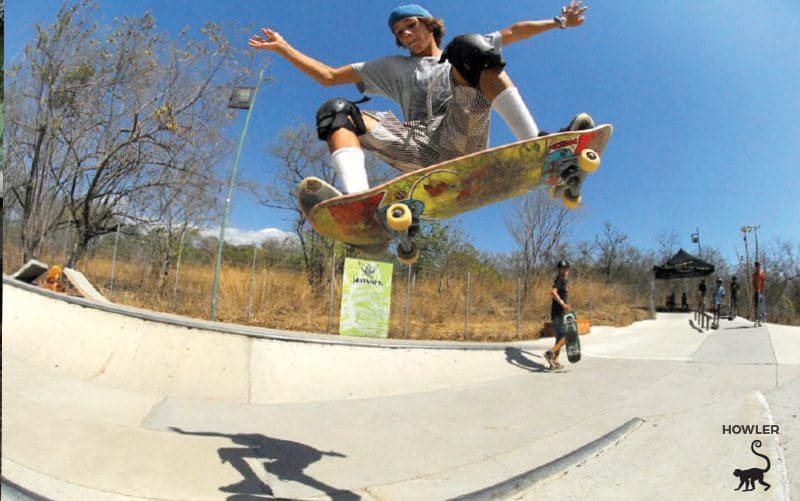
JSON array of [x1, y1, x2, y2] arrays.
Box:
[[315, 98, 367, 141], [439, 34, 506, 88]]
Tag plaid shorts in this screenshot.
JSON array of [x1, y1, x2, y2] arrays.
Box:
[[360, 80, 492, 173]]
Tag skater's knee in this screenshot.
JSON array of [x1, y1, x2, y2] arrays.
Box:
[[440, 34, 506, 88], [316, 98, 367, 141]]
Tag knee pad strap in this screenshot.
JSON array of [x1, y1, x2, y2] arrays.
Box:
[[316, 98, 367, 141]]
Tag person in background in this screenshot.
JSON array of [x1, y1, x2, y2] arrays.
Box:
[[697, 279, 707, 314], [544, 259, 571, 370], [752, 261, 766, 327], [729, 275, 740, 319], [712, 278, 725, 328]]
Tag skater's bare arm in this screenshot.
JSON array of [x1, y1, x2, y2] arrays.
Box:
[[249, 28, 361, 87], [499, 1, 587, 45]]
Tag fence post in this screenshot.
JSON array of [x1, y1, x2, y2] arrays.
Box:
[[172, 229, 187, 312], [246, 242, 258, 321], [403, 265, 413, 338], [327, 253, 337, 334], [516, 277, 521, 338], [464, 272, 471, 340], [109, 224, 120, 294]]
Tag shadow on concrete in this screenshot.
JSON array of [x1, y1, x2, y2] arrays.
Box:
[[169, 427, 360, 500], [505, 347, 549, 373]]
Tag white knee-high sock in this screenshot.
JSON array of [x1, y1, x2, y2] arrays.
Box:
[[491, 87, 539, 140], [331, 147, 369, 194]]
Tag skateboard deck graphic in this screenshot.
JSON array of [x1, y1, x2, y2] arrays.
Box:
[[305, 124, 613, 262], [564, 312, 581, 363]]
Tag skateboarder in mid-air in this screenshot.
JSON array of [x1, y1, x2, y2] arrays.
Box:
[[249, 1, 595, 209], [544, 260, 571, 370]]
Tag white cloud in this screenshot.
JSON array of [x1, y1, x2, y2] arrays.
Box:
[[200, 227, 297, 246]]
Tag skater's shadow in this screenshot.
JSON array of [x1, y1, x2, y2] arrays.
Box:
[[505, 347, 548, 372], [169, 427, 360, 500]]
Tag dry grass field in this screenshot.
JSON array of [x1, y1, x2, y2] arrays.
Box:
[[5, 248, 649, 342]]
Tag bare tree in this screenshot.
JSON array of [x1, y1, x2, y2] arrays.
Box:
[[4, 0, 255, 266], [595, 222, 630, 283], [505, 189, 580, 297], [655, 230, 681, 262]]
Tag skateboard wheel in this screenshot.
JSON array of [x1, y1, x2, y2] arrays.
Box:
[[386, 203, 413, 232], [578, 149, 600, 173], [396, 241, 419, 265], [561, 190, 581, 209]]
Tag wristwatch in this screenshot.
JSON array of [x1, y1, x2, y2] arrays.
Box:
[[554, 16, 567, 29]]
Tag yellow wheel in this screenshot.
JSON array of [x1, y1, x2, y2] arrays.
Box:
[[578, 149, 601, 173], [562, 191, 581, 209], [386, 203, 413, 231], [396, 241, 419, 266]]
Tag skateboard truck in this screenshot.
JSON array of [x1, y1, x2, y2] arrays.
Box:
[[548, 148, 602, 209], [378, 200, 424, 265]]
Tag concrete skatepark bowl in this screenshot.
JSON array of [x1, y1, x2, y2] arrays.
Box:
[[2, 277, 799, 500]]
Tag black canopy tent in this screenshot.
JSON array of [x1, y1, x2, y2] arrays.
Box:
[[653, 248, 715, 279]]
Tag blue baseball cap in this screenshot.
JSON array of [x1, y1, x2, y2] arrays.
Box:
[[388, 4, 432, 30]]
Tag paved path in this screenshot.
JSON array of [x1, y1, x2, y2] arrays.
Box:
[[2, 278, 798, 500]]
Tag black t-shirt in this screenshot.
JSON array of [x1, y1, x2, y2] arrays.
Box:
[[551, 275, 569, 317]]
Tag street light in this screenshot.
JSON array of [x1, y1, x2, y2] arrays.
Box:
[[210, 69, 265, 321], [691, 227, 701, 256]]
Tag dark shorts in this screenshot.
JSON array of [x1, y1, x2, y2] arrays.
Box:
[[551, 314, 566, 342]]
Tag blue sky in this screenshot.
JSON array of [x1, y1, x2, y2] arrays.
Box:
[[6, 0, 800, 263]]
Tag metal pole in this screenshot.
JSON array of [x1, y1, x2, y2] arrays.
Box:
[[246, 241, 258, 321], [742, 227, 752, 319], [210, 70, 264, 321], [753, 225, 760, 263], [696, 227, 702, 256], [109, 223, 120, 294]]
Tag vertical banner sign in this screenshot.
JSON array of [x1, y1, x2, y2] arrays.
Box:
[[340, 258, 393, 338]]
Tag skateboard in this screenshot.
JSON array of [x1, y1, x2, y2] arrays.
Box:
[[564, 312, 581, 363], [303, 124, 613, 264]]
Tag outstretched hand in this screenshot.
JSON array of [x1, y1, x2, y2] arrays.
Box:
[[562, 1, 588, 28], [248, 27, 287, 53]]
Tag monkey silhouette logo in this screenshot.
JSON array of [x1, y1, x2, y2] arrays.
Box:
[[733, 439, 771, 491]]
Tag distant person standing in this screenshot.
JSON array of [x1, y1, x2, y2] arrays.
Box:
[[752, 261, 766, 326], [681, 291, 689, 311], [729, 275, 740, 319], [697, 279, 707, 313], [544, 260, 570, 370], [712, 278, 725, 328]]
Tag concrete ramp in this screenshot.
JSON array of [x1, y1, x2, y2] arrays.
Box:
[[2, 279, 798, 500], [62, 267, 111, 303], [10, 259, 49, 283]]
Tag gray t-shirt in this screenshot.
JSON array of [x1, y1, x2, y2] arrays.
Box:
[[352, 32, 502, 122]]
